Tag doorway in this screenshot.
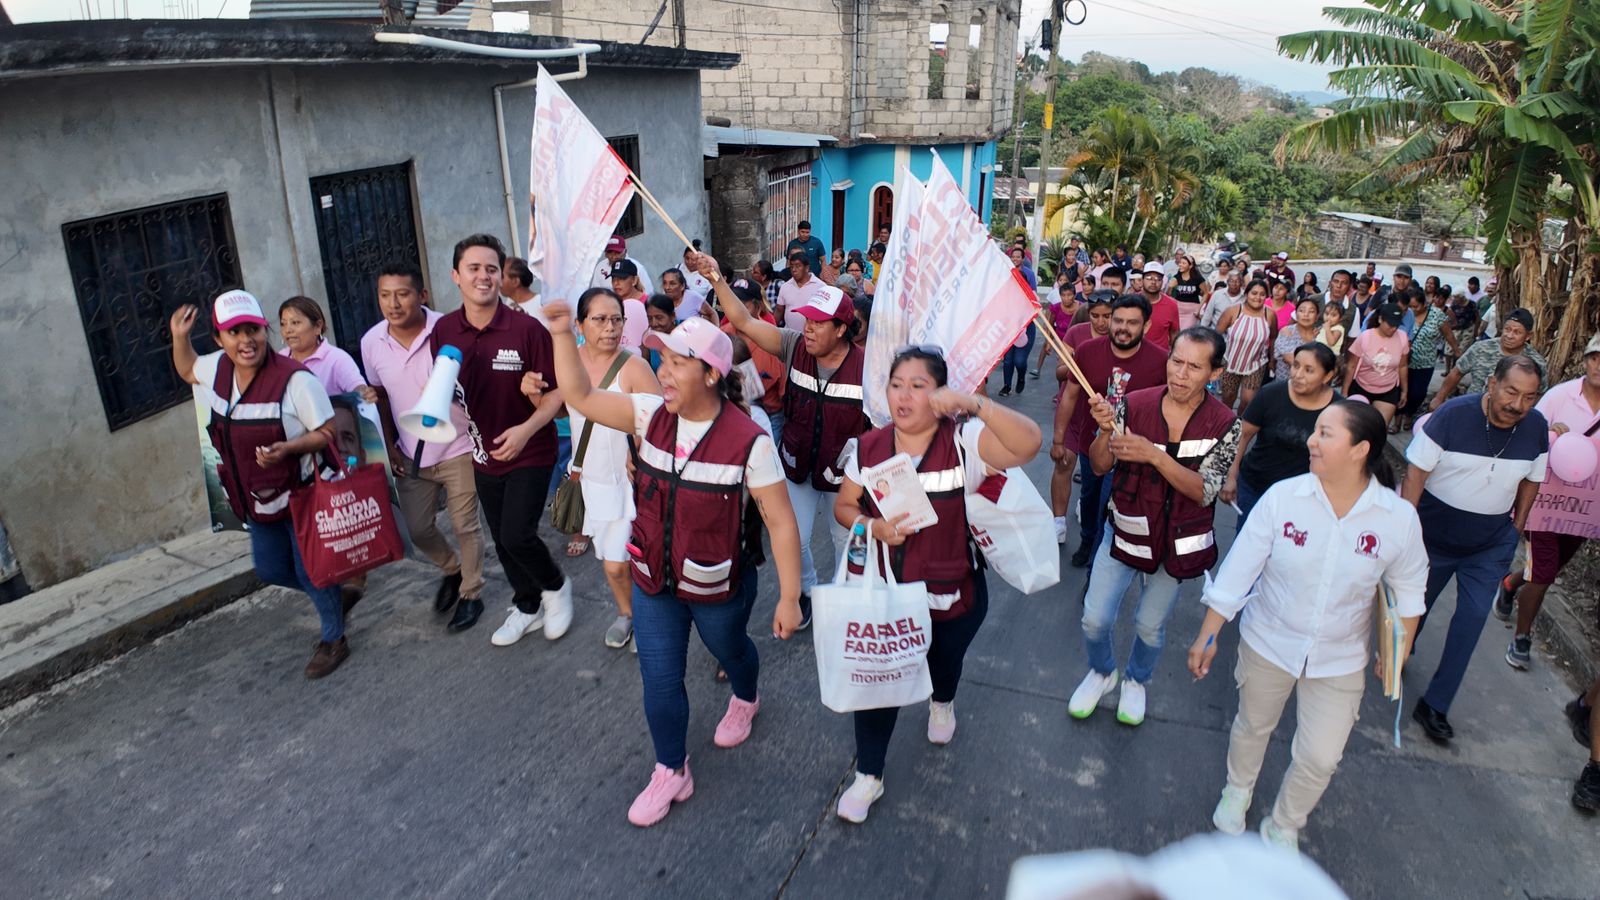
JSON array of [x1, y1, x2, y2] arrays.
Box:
[[831, 189, 847, 253], [871, 185, 894, 244], [309, 162, 424, 360]]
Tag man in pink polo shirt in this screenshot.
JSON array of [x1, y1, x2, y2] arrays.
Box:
[[359, 261, 488, 634]]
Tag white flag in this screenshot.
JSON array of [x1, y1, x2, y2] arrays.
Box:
[[864, 153, 1039, 425], [529, 65, 637, 305]]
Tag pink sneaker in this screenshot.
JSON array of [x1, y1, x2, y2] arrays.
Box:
[[628, 761, 694, 827], [927, 700, 956, 745], [713, 695, 760, 748]]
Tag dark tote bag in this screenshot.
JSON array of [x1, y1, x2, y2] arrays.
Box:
[[550, 351, 630, 535]]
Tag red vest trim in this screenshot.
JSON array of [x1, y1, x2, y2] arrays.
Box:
[[1107, 386, 1235, 578], [205, 352, 312, 524], [856, 418, 979, 621], [630, 402, 766, 603], [781, 341, 869, 492]]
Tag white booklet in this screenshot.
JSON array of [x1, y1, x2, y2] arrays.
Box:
[[860, 452, 939, 531]]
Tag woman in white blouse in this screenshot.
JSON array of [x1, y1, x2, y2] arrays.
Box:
[[1187, 400, 1429, 852]]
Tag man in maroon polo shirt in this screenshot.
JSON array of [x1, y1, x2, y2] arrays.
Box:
[[432, 234, 573, 647], [1053, 293, 1168, 569]]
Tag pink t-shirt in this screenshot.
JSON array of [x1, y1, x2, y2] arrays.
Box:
[[1349, 328, 1410, 393], [359, 309, 475, 470], [279, 340, 365, 395]]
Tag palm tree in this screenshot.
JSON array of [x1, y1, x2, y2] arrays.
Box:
[[1276, 0, 1600, 373], [1061, 107, 1148, 226]]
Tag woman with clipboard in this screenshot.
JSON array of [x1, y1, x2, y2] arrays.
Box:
[[1187, 400, 1428, 851]]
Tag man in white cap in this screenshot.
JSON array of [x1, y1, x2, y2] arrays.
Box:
[[591, 235, 654, 294], [1262, 252, 1295, 291]]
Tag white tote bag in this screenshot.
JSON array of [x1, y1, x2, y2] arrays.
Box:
[[957, 439, 1061, 594], [811, 533, 935, 714]]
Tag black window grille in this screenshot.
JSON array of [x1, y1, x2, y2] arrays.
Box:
[[63, 194, 240, 431], [608, 134, 644, 238]]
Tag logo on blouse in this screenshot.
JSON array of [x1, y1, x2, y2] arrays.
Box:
[[1282, 522, 1308, 547], [1355, 532, 1381, 558]]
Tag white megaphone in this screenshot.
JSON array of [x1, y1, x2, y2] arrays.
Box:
[[400, 345, 463, 443]]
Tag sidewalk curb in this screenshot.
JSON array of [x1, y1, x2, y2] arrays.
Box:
[[0, 563, 259, 709], [1384, 439, 1596, 691]]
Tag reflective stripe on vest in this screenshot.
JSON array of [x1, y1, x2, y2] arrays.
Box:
[[1110, 505, 1150, 537], [787, 368, 865, 401], [919, 465, 964, 495], [1114, 534, 1154, 558], [636, 440, 746, 486], [1173, 530, 1215, 556], [1176, 438, 1218, 459]]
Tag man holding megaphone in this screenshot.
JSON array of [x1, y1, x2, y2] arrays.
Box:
[[359, 261, 488, 633], [431, 234, 574, 647]]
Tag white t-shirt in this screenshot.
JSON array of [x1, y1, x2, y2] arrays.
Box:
[[193, 351, 334, 480], [673, 290, 710, 323], [591, 256, 655, 294], [684, 270, 714, 298], [842, 419, 992, 491], [777, 275, 829, 330], [629, 395, 784, 488]]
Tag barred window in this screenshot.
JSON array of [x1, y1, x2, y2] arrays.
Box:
[[63, 194, 240, 430], [608, 135, 644, 238]]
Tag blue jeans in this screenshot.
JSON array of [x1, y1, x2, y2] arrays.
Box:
[[1234, 476, 1264, 527], [1417, 527, 1518, 713], [1081, 523, 1185, 684], [249, 517, 344, 643], [1077, 455, 1112, 556], [634, 568, 760, 769], [549, 434, 572, 496], [1000, 324, 1036, 391]]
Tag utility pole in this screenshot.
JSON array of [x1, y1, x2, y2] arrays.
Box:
[[1031, 1, 1063, 253], [1005, 42, 1032, 231], [672, 0, 686, 48]]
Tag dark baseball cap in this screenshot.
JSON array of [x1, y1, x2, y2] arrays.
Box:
[[610, 259, 638, 278], [1393, 264, 1414, 277], [730, 282, 761, 303]]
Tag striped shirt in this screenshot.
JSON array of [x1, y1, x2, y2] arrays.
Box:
[[1223, 309, 1273, 375]]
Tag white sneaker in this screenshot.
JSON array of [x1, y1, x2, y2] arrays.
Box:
[[1116, 679, 1147, 726], [1053, 516, 1068, 544], [542, 579, 573, 640], [836, 772, 884, 823], [490, 607, 545, 646], [1212, 785, 1251, 835], [927, 700, 956, 745], [1068, 670, 1118, 719], [1260, 815, 1299, 852]]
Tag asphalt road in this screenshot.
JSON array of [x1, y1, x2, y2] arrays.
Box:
[[2, 376, 1596, 899]]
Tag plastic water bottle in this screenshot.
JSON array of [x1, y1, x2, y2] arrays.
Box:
[[845, 521, 868, 584]]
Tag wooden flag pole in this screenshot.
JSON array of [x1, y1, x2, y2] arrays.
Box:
[[1033, 310, 1100, 402], [628, 173, 696, 253]]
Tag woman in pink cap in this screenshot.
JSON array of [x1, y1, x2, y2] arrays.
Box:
[[544, 296, 805, 828], [168, 290, 352, 679]]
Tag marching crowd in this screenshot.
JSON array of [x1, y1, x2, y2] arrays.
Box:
[[169, 223, 1600, 846]]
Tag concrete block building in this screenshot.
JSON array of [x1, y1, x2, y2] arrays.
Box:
[[515, 0, 1021, 265]]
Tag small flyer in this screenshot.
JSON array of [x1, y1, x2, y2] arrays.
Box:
[[860, 452, 940, 531]]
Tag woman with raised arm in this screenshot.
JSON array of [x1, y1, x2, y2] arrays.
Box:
[[698, 251, 869, 631], [545, 297, 803, 829], [830, 346, 1042, 823], [1190, 400, 1427, 852]]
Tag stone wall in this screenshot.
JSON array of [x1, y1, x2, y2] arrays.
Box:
[[705, 148, 817, 273]]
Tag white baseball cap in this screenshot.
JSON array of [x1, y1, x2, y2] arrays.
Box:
[[1274, 251, 1289, 260], [793, 284, 856, 324], [212, 289, 268, 331]]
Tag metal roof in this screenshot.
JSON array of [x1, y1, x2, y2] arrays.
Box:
[[0, 20, 739, 82], [1318, 210, 1414, 227], [705, 125, 837, 148]]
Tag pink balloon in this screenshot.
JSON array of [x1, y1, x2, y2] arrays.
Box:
[[1347, 394, 1371, 404], [1549, 432, 1599, 484]]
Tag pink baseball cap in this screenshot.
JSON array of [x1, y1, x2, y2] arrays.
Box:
[[644, 315, 733, 375], [793, 284, 855, 324], [606, 235, 627, 253], [212, 289, 268, 330]]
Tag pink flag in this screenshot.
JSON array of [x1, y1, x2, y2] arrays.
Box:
[[529, 65, 637, 310], [864, 153, 1039, 424]]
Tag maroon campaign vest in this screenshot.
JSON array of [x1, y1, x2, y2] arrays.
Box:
[[630, 402, 766, 603], [856, 418, 979, 622], [1108, 386, 1236, 578], [205, 352, 314, 524], [781, 341, 869, 492]]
